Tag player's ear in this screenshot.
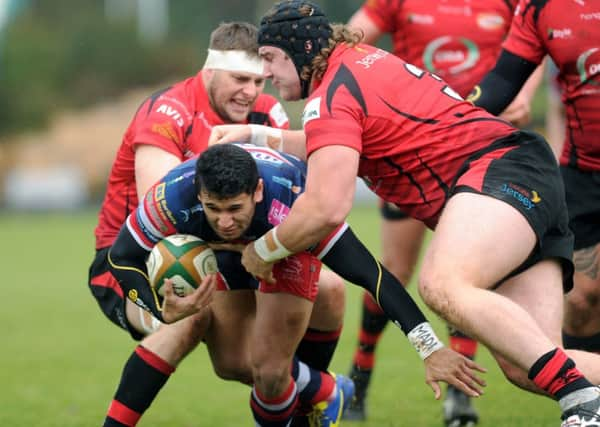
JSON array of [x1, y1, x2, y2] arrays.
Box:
[[254, 179, 264, 203]]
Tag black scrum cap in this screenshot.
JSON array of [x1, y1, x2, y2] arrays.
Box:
[[258, 0, 332, 98]]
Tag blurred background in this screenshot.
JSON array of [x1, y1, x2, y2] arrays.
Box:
[[0, 0, 552, 211], [0, 0, 378, 211]]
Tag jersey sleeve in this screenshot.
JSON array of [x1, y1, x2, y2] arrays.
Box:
[[253, 95, 290, 129], [126, 179, 178, 251], [303, 94, 364, 158], [360, 0, 401, 34], [502, 0, 546, 64], [130, 96, 192, 159]]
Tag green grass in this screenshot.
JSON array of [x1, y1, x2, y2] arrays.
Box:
[[1, 207, 560, 426]]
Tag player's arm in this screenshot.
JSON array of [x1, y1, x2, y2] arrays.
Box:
[[347, 7, 384, 45], [499, 59, 546, 127], [135, 144, 181, 198], [209, 125, 308, 160], [107, 224, 164, 321], [108, 221, 215, 324], [242, 145, 357, 281], [319, 227, 487, 398], [468, 49, 538, 116]]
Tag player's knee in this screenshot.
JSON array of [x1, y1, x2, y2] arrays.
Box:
[[418, 270, 452, 316], [252, 361, 292, 397], [495, 355, 541, 394], [213, 356, 253, 384], [567, 286, 600, 314], [313, 271, 345, 326]]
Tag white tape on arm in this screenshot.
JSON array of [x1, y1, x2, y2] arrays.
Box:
[[249, 124, 283, 151], [407, 322, 445, 360], [254, 227, 292, 263]]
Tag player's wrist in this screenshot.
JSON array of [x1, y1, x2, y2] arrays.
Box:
[[249, 124, 283, 151], [254, 227, 292, 262], [407, 322, 445, 360]]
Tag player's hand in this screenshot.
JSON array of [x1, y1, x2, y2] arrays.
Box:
[[499, 93, 531, 127], [208, 124, 252, 146], [161, 274, 216, 323], [241, 242, 276, 284], [423, 347, 487, 400]]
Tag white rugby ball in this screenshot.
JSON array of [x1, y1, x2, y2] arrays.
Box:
[[146, 234, 218, 297]]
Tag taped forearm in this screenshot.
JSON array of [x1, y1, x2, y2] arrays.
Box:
[[469, 49, 538, 115]]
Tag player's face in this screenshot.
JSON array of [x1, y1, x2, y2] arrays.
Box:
[[199, 180, 264, 241], [259, 46, 302, 101], [206, 70, 266, 123]]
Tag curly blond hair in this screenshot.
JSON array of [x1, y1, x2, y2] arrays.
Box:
[[303, 24, 363, 82]]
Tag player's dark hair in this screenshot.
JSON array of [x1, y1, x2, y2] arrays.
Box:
[[195, 144, 259, 199], [209, 22, 260, 58]]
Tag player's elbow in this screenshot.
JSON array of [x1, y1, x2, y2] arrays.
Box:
[[318, 196, 353, 228]]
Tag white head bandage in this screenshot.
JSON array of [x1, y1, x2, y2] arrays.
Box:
[[203, 49, 264, 75]]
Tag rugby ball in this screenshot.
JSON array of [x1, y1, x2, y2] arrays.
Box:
[[146, 234, 218, 297]]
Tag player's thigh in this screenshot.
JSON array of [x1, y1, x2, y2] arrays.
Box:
[[253, 291, 314, 364], [421, 192, 536, 292], [204, 289, 256, 380], [495, 259, 564, 344], [253, 253, 321, 363]]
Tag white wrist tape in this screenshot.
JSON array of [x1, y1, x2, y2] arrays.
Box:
[[254, 228, 292, 263], [203, 49, 264, 75], [407, 322, 445, 360], [249, 124, 283, 151]]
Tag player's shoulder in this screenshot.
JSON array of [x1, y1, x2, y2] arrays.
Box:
[[251, 94, 289, 129]]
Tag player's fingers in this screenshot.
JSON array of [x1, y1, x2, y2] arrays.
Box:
[[162, 279, 174, 298], [464, 358, 488, 373], [451, 377, 481, 397], [426, 380, 442, 400]]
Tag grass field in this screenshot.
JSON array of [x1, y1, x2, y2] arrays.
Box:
[[1, 206, 560, 426]]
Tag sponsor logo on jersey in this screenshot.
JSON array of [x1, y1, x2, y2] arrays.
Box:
[[407, 13, 434, 25], [128, 289, 152, 312], [154, 183, 166, 201], [547, 28, 573, 40], [156, 104, 185, 127], [500, 183, 541, 210], [272, 176, 302, 194], [423, 36, 479, 75], [577, 47, 600, 86], [249, 147, 291, 166], [437, 5, 472, 16], [269, 102, 289, 128], [476, 13, 505, 30], [151, 121, 179, 143], [302, 97, 321, 127], [355, 48, 389, 69], [580, 12, 600, 20], [180, 204, 204, 222], [268, 199, 290, 226]]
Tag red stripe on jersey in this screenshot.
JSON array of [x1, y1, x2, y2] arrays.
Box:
[[135, 345, 175, 375], [312, 223, 349, 259], [90, 270, 123, 298], [106, 400, 141, 426], [127, 214, 155, 250]]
